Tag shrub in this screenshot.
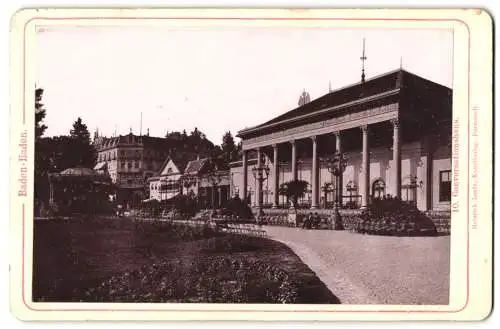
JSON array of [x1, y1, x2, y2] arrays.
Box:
[[141, 199, 161, 217], [172, 193, 201, 218], [221, 195, 254, 220], [352, 196, 437, 236]]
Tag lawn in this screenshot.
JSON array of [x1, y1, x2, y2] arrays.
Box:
[[32, 217, 339, 304]]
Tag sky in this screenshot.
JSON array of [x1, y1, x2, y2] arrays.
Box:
[[36, 27, 453, 145]]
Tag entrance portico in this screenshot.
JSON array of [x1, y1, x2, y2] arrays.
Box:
[[239, 113, 400, 210]]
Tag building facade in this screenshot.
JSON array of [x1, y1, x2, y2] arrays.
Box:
[[93, 132, 172, 207], [235, 69, 452, 212], [183, 157, 231, 209], [147, 156, 231, 209], [148, 157, 185, 202]]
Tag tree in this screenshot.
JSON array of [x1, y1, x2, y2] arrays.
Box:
[[221, 131, 237, 163], [278, 180, 309, 209], [69, 117, 96, 168], [209, 145, 223, 164], [35, 88, 47, 139], [34, 88, 49, 214], [70, 117, 90, 142]]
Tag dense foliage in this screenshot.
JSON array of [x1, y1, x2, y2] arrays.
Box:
[[34, 91, 98, 215], [70, 117, 97, 167], [35, 88, 47, 139], [164, 127, 216, 159], [221, 195, 254, 220], [220, 131, 240, 163], [34, 88, 49, 210], [351, 196, 437, 236], [172, 192, 201, 218]]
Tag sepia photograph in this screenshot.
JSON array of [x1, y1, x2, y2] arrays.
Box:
[[8, 8, 493, 322], [32, 24, 453, 306]]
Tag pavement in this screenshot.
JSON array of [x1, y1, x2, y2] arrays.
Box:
[[263, 226, 450, 305]]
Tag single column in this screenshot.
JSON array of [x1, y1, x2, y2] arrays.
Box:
[[391, 119, 401, 198], [255, 148, 262, 210], [311, 136, 319, 209], [211, 186, 215, 209], [335, 131, 343, 206], [425, 137, 433, 210], [272, 144, 279, 208], [291, 140, 297, 181], [361, 125, 370, 208], [242, 150, 248, 203]]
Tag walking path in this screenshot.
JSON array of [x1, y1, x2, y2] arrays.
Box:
[[263, 226, 450, 305]]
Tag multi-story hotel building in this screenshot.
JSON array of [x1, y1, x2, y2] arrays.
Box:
[[93, 132, 173, 207]]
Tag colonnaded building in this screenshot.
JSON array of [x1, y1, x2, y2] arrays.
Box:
[[231, 68, 452, 212]]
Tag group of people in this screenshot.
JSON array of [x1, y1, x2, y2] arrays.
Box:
[[302, 212, 323, 229]]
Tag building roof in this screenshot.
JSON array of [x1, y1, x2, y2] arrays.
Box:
[[94, 133, 174, 151], [184, 158, 208, 175], [50, 167, 112, 184], [59, 167, 100, 177], [237, 69, 451, 137], [156, 153, 199, 177]]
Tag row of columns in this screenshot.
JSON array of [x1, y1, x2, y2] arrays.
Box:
[[242, 119, 401, 209]]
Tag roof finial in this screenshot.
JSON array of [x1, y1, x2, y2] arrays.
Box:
[[329, 80, 332, 93], [400, 56, 403, 69], [360, 38, 367, 83], [298, 89, 311, 106]]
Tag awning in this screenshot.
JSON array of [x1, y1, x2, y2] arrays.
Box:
[[161, 193, 181, 203], [142, 198, 158, 203], [94, 162, 107, 170]]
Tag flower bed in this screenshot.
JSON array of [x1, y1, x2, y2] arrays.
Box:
[[33, 218, 338, 303], [349, 197, 438, 236], [259, 214, 297, 227], [79, 255, 298, 303], [425, 211, 451, 234], [338, 211, 361, 231]]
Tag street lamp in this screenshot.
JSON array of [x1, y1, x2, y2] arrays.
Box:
[[251, 159, 270, 217], [321, 182, 333, 208], [326, 150, 348, 230]]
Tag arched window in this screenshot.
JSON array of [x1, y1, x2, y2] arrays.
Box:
[[372, 179, 386, 200]]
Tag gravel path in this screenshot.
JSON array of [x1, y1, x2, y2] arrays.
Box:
[[264, 226, 450, 305]]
